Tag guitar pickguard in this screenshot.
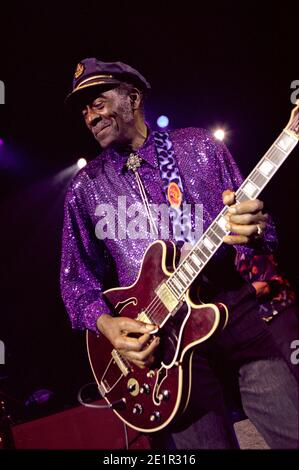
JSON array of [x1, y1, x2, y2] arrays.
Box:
[[155, 301, 190, 368]]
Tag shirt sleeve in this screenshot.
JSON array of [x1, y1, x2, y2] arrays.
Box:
[[212, 135, 278, 257], [60, 180, 117, 332]]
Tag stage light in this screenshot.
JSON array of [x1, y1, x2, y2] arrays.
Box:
[[157, 115, 169, 128], [77, 158, 87, 169], [214, 129, 225, 141], [0, 138, 4, 147]]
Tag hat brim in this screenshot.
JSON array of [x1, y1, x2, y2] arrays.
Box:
[[65, 78, 122, 109]]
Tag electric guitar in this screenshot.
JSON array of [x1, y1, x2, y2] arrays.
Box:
[[87, 102, 299, 433]]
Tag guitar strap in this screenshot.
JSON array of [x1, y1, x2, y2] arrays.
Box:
[[153, 130, 193, 243]]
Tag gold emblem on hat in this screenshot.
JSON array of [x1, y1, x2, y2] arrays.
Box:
[[126, 153, 142, 172], [74, 63, 85, 79]]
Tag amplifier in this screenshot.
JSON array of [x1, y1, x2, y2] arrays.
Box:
[[10, 401, 151, 449]]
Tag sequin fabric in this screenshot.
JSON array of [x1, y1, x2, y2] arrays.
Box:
[[236, 253, 296, 320], [60, 127, 277, 332]]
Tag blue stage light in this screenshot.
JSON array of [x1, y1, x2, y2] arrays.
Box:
[[157, 115, 169, 128]]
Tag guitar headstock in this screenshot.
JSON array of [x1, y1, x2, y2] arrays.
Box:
[[285, 100, 299, 138]]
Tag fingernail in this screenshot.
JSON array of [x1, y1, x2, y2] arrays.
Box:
[[225, 223, 231, 230], [146, 324, 155, 330], [228, 207, 237, 214]]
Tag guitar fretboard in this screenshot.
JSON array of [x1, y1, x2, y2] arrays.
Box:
[[166, 129, 298, 299]]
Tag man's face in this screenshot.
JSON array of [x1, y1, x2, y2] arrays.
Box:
[[82, 88, 135, 149]]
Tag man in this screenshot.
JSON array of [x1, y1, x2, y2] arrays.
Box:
[[61, 58, 298, 449]]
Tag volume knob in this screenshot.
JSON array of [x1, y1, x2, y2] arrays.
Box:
[[149, 411, 161, 422], [140, 383, 151, 394], [132, 404, 143, 415], [158, 390, 170, 401]]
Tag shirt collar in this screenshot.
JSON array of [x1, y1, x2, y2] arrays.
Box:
[[101, 127, 159, 174]]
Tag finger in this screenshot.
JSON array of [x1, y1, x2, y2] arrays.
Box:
[[138, 336, 160, 359], [225, 212, 268, 226], [129, 355, 155, 369], [124, 337, 160, 362], [223, 234, 250, 245], [226, 221, 267, 237], [227, 199, 263, 215], [225, 221, 267, 236], [225, 224, 256, 237], [222, 189, 236, 206], [120, 318, 156, 334], [115, 333, 151, 352], [136, 332, 153, 350]]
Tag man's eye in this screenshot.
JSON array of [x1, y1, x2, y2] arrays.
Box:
[[95, 102, 104, 109]]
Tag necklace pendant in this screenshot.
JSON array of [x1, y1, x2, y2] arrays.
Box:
[[126, 153, 142, 172]]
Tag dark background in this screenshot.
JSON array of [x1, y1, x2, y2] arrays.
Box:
[[0, 3, 298, 421]]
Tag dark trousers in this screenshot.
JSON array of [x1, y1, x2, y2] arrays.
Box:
[[267, 304, 299, 382]]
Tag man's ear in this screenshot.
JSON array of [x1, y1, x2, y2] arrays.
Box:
[[129, 88, 142, 110]]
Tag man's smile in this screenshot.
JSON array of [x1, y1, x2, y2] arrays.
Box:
[[94, 124, 111, 138]]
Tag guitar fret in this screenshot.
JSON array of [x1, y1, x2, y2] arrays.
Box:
[[183, 261, 196, 277], [190, 252, 202, 267], [265, 146, 279, 164], [177, 270, 189, 285], [207, 229, 221, 246], [203, 236, 215, 251], [195, 247, 208, 261], [236, 189, 249, 202], [167, 280, 180, 298], [276, 132, 297, 153], [211, 222, 226, 239], [250, 169, 268, 188], [168, 276, 181, 292], [241, 180, 259, 199], [216, 215, 228, 232], [258, 158, 276, 177], [188, 257, 199, 272], [197, 244, 211, 259], [270, 147, 286, 165], [181, 264, 193, 281], [172, 276, 184, 292]]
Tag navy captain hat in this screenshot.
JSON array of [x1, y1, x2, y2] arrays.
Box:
[[65, 57, 151, 107]]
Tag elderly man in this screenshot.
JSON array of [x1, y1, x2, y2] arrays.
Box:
[[61, 58, 298, 449]]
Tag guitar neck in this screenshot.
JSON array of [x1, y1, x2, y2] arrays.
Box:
[[166, 129, 298, 300]]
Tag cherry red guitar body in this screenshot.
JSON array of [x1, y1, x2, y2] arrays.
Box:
[[86, 240, 228, 432]]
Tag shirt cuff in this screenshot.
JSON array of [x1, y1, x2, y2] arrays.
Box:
[[83, 300, 111, 333]]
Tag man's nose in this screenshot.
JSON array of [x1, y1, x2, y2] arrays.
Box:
[[85, 107, 101, 127]]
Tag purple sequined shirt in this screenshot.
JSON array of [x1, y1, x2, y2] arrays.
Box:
[[60, 128, 276, 332]]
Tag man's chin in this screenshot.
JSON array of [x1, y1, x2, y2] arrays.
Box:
[[96, 135, 113, 149]]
